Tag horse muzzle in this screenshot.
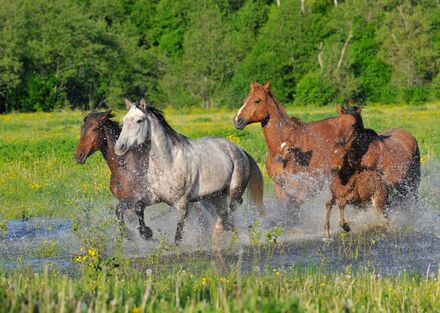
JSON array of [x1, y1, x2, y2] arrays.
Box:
[[115, 143, 128, 156], [75, 151, 87, 164], [233, 116, 248, 130]]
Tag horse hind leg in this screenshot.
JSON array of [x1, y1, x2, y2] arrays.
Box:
[[214, 195, 234, 232], [134, 201, 153, 240], [212, 215, 229, 272], [174, 200, 189, 245]]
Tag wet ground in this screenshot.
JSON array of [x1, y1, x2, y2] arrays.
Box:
[[1, 162, 440, 276], [1, 205, 439, 276]]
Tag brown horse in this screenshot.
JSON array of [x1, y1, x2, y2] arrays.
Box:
[[323, 105, 420, 238], [233, 82, 350, 219], [75, 110, 153, 240], [324, 109, 388, 238], [331, 106, 420, 200]]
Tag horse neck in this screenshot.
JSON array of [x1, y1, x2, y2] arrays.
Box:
[[148, 116, 180, 165], [262, 96, 297, 154], [100, 124, 121, 172]]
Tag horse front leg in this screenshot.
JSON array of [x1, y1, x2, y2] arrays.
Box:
[[174, 200, 189, 245], [134, 201, 153, 240], [324, 196, 335, 239], [338, 202, 350, 233], [116, 202, 132, 239]]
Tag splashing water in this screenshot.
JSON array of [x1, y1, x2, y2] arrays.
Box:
[[1, 161, 440, 275]]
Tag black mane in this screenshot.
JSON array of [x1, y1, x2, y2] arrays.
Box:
[[84, 111, 121, 137], [343, 105, 364, 130]]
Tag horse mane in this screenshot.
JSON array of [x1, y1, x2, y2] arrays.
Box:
[[342, 105, 364, 130], [267, 89, 297, 124], [144, 106, 189, 145], [84, 111, 121, 137]]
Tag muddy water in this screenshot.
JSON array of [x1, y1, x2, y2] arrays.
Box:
[[1, 161, 440, 275]]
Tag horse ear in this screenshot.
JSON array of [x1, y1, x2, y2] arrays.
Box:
[[250, 81, 256, 90], [101, 110, 112, 121], [124, 99, 133, 110], [139, 98, 147, 110], [263, 81, 271, 92], [336, 104, 345, 116]]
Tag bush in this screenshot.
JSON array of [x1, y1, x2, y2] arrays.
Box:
[[293, 71, 338, 106]]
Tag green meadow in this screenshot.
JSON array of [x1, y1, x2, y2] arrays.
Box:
[[1, 103, 439, 219], [1, 105, 440, 312]]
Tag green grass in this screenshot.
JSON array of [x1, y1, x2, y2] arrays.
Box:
[[1, 103, 440, 219], [0, 264, 439, 312]]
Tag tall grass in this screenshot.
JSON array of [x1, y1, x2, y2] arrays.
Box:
[[0, 264, 439, 312]]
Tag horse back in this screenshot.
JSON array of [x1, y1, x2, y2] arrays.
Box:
[[376, 128, 419, 186], [298, 117, 340, 169]]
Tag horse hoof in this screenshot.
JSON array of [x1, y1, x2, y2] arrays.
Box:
[[341, 223, 351, 232], [139, 227, 153, 241], [174, 234, 183, 246]]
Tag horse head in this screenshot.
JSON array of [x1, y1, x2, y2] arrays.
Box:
[[234, 81, 272, 129], [114, 99, 150, 156], [75, 110, 112, 164], [331, 105, 364, 176]]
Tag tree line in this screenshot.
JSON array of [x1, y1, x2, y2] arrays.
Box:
[[0, 0, 439, 113]]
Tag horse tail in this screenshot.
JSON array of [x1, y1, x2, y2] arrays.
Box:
[[408, 142, 421, 196], [245, 152, 265, 216]]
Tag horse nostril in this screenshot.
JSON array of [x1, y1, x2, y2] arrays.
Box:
[[234, 117, 246, 129], [76, 152, 85, 163]]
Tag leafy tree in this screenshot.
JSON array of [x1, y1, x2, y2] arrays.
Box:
[[378, 0, 439, 103], [0, 0, 23, 113]]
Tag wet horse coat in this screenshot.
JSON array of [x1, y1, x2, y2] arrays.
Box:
[[115, 100, 264, 245], [323, 106, 420, 238], [234, 82, 346, 214], [75, 111, 153, 239]]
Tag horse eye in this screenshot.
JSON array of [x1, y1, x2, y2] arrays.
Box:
[[136, 119, 143, 124], [255, 98, 261, 104], [335, 140, 345, 147]]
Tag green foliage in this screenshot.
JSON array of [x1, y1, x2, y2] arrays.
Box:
[[293, 71, 337, 106], [1, 0, 440, 112]]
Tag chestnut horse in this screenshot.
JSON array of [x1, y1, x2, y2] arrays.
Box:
[[234, 82, 348, 219], [331, 106, 420, 202], [75, 110, 153, 240], [324, 108, 389, 238]]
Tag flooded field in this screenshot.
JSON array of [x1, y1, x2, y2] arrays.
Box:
[[2, 162, 439, 276]]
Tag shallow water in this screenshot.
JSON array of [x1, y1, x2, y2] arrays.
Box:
[[1, 161, 440, 275]]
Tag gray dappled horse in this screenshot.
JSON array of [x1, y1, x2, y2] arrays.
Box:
[[114, 99, 265, 246]]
